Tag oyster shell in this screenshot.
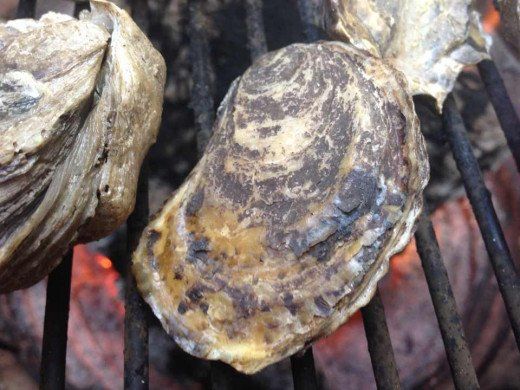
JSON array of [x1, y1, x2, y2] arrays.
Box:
[[323, 0, 490, 109], [133, 41, 429, 373], [497, 0, 520, 52], [0, 0, 166, 292]]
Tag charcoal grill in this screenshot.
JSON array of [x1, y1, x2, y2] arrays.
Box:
[[11, 0, 520, 389]]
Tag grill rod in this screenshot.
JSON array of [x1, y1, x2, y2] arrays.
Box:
[[40, 250, 73, 390], [443, 94, 520, 351], [415, 211, 479, 389], [187, 1, 232, 386], [360, 291, 402, 390], [16, 0, 36, 18], [477, 59, 520, 172], [296, 0, 402, 388], [123, 1, 151, 389], [37, 5, 88, 390]]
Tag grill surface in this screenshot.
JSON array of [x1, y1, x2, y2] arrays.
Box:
[[11, 0, 520, 389]]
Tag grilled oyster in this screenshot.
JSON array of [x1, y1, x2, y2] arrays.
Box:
[[323, 0, 490, 109], [497, 0, 520, 52], [0, 0, 166, 292], [133, 41, 429, 373]]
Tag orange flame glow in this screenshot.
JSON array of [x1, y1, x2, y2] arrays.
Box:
[[483, 0, 500, 33]]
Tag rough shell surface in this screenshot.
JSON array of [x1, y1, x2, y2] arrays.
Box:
[[133, 41, 429, 373], [0, 0, 166, 292], [322, 0, 490, 109]]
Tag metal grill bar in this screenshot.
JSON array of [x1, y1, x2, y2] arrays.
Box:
[[415, 211, 479, 389], [16, 0, 36, 18], [291, 348, 319, 390], [187, 1, 236, 386], [361, 290, 401, 390], [443, 94, 520, 351], [124, 161, 150, 390], [245, 0, 268, 60], [294, 0, 402, 387], [296, 0, 320, 42], [477, 59, 520, 172], [189, 0, 215, 157], [40, 250, 73, 390], [123, 2, 151, 389]]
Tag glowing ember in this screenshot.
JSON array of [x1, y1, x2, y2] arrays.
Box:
[[483, 0, 501, 33]]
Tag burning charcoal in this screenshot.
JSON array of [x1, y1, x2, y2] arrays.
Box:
[[133, 41, 429, 373], [0, 0, 166, 292], [323, 0, 490, 109], [497, 0, 520, 53]]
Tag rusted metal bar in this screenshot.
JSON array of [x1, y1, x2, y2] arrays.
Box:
[[244, 0, 267, 60], [477, 59, 520, 172], [443, 94, 520, 351], [415, 210, 480, 390], [40, 250, 73, 390], [361, 289, 402, 390], [16, 0, 37, 18], [124, 160, 150, 390], [188, 0, 215, 157], [291, 348, 318, 390]]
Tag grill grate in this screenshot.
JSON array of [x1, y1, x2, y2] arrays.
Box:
[[12, 0, 520, 388]]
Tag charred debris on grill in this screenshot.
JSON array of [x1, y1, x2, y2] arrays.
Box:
[[133, 40, 429, 373], [0, 0, 166, 292]]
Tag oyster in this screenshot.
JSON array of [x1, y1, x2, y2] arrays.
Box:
[[323, 0, 490, 109], [133, 41, 429, 373], [497, 0, 520, 52], [0, 0, 166, 292]]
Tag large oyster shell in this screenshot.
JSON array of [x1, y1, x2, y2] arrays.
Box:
[[133, 41, 429, 373], [0, 0, 166, 292], [323, 0, 490, 109]]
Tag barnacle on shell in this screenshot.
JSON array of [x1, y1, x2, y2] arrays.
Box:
[[0, 0, 166, 292], [323, 0, 490, 109], [133, 41, 429, 373]]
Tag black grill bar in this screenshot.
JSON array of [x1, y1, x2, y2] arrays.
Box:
[[443, 94, 520, 351], [245, 0, 268, 60], [291, 348, 319, 390], [123, 2, 151, 389], [296, 0, 320, 42], [124, 160, 150, 390], [40, 250, 73, 390], [415, 211, 479, 389], [296, 0, 402, 385], [187, 1, 235, 386], [189, 0, 215, 157], [477, 59, 520, 172], [361, 290, 401, 390], [16, 0, 36, 18]]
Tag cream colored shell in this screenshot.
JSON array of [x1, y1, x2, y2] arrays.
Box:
[[323, 0, 490, 109], [0, 0, 166, 292]]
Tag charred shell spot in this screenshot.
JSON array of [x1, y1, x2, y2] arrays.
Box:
[[185, 188, 205, 216]]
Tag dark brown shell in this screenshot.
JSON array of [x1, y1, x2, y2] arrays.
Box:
[[133, 41, 429, 373]]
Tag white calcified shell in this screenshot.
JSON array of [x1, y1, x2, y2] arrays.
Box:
[[0, 0, 166, 292], [133, 41, 429, 373], [323, 0, 491, 109]]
